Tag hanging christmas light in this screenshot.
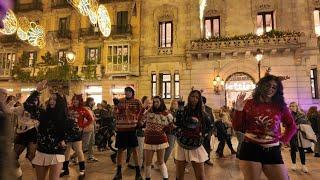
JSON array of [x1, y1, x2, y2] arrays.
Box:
[[0, 10, 18, 35], [97, 4, 111, 37], [27, 22, 45, 47], [16, 17, 30, 41]]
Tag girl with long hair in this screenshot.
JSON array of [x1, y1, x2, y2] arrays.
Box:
[[289, 102, 310, 173], [31, 80, 68, 180], [174, 90, 213, 180], [233, 75, 297, 180], [60, 94, 91, 178], [307, 106, 320, 157], [141, 96, 173, 180]]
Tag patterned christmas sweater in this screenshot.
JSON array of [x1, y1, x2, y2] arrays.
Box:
[[232, 99, 297, 145], [141, 110, 174, 145], [69, 106, 93, 129], [114, 97, 142, 132]]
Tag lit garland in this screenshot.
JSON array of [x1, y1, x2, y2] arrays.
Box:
[[68, 0, 111, 37], [0, 10, 18, 35], [0, 10, 46, 48], [97, 5, 111, 37]]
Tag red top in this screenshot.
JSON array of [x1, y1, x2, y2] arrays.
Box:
[[69, 106, 94, 129], [232, 99, 297, 145], [142, 110, 173, 145]]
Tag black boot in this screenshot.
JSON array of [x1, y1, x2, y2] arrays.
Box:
[[113, 166, 122, 180], [135, 166, 143, 180], [78, 161, 85, 179], [60, 161, 69, 177]]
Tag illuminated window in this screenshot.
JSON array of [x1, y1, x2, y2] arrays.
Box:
[[174, 73, 180, 98], [160, 74, 171, 99], [28, 52, 37, 67], [256, 12, 274, 35], [314, 9, 320, 36], [204, 16, 220, 39], [85, 48, 101, 64], [85, 86, 103, 104], [151, 73, 157, 97], [107, 45, 130, 72], [310, 68, 319, 99], [159, 21, 173, 48], [0, 52, 16, 77]]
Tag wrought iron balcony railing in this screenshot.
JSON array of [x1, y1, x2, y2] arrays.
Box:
[[0, 35, 19, 43], [51, 0, 72, 9], [79, 28, 102, 38], [14, 2, 43, 12], [111, 25, 132, 36]]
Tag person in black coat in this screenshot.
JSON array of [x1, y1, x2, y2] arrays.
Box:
[[30, 80, 68, 180], [202, 96, 215, 165]]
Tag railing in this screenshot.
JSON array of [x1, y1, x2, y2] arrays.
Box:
[[0, 35, 19, 43], [189, 35, 305, 51], [158, 47, 173, 55], [99, 0, 132, 3], [14, 2, 43, 12], [56, 30, 72, 39], [111, 25, 132, 36], [79, 28, 102, 38], [51, 0, 72, 9]]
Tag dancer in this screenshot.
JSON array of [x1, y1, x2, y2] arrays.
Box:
[[113, 87, 143, 180], [233, 75, 297, 180], [141, 96, 173, 180], [31, 80, 68, 180], [60, 94, 89, 178], [175, 90, 213, 180]]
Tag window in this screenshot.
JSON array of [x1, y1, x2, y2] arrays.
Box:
[[310, 68, 319, 99], [314, 9, 320, 36], [160, 74, 171, 99], [0, 53, 16, 76], [85, 48, 101, 64], [174, 73, 180, 98], [59, 17, 68, 31], [117, 11, 128, 26], [159, 21, 173, 48], [204, 16, 220, 39], [28, 52, 37, 67], [85, 86, 102, 104], [58, 49, 67, 61], [256, 12, 274, 35], [151, 73, 157, 97], [107, 45, 130, 72]]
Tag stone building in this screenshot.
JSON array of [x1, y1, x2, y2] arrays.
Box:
[[1, 0, 320, 110]]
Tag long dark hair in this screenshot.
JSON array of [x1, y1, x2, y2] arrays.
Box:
[[253, 75, 286, 110], [151, 96, 166, 113], [186, 90, 204, 117]]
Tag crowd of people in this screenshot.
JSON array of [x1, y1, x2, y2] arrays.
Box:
[[0, 74, 319, 180]]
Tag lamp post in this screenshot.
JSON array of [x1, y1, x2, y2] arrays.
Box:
[[66, 51, 76, 63], [255, 48, 263, 79]]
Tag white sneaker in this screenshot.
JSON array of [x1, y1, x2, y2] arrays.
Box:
[[291, 164, 297, 171], [185, 167, 189, 173], [302, 165, 308, 173]]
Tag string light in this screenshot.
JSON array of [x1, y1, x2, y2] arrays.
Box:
[[97, 5, 111, 37], [0, 10, 18, 35]]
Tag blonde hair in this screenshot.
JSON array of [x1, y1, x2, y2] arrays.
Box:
[[289, 102, 305, 114]]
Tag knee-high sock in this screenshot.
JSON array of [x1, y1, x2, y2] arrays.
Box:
[[159, 163, 168, 178], [145, 165, 151, 178]]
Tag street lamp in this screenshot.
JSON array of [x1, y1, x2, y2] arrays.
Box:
[[66, 51, 76, 63], [213, 75, 225, 95], [255, 48, 263, 79]]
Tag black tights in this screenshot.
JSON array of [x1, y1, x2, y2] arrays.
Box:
[[216, 136, 235, 155], [290, 147, 306, 165]]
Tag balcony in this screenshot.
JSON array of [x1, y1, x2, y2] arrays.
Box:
[[0, 68, 12, 79], [79, 28, 103, 40], [14, 2, 43, 12], [0, 35, 19, 44], [99, 0, 132, 3], [111, 25, 132, 37], [57, 30, 71, 39], [51, 0, 72, 9], [187, 31, 307, 59]]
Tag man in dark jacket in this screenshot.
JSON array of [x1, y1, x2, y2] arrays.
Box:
[[202, 96, 215, 165]]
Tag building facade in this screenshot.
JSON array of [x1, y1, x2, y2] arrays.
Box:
[[1, 0, 320, 110]]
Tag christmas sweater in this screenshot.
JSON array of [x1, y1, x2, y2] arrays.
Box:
[[69, 106, 93, 129], [142, 110, 174, 145], [114, 97, 142, 132], [232, 99, 297, 145]]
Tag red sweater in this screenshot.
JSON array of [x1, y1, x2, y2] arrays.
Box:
[[114, 97, 142, 132], [69, 106, 93, 129], [232, 99, 297, 145], [143, 110, 173, 145]]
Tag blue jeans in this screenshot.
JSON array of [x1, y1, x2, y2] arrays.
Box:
[[164, 134, 176, 162]]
